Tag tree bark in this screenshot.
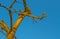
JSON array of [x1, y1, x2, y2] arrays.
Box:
[[7, 12, 27, 39]]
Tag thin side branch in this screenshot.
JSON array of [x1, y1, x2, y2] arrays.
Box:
[[9, 0, 17, 30], [9, 0, 16, 8], [0, 4, 9, 10], [28, 14, 46, 20], [9, 10, 12, 30], [23, 0, 27, 11]]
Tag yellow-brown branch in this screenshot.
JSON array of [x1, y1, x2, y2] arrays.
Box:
[[7, 12, 28, 39], [0, 20, 9, 33]]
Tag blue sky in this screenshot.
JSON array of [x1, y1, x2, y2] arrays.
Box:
[[0, 0, 60, 39]]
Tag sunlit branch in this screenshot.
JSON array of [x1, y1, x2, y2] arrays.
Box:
[[7, 14, 26, 39], [12, 14, 25, 33], [0, 20, 9, 33], [0, 0, 46, 39]]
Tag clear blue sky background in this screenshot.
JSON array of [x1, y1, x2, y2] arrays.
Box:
[[0, 0, 60, 39]]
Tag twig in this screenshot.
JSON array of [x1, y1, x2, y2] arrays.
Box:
[[23, 0, 27, 11], [9, 0, 16, 8], [0, 4, 9, 10], [28, 13, 46, 20]]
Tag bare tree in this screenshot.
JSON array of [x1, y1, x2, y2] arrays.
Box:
[[0, 0, 46, 39]]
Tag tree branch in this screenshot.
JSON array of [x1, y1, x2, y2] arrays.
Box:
[[0, 4, 9, 10], [0, 20, 9, 33], [28, 13, 46, 20], [9, 0, 17, 30], [23, 0, 27, 11], [9, 0, 16, 8], [9, 10, 12, 30], [0, 3, 13, 30]]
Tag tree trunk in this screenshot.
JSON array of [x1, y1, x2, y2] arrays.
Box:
[[7, 14, 26, 39]]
